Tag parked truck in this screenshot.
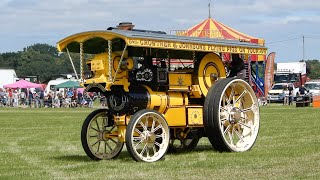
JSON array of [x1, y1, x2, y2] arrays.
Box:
[[274, 62, 307, 88], [0, 69, 18, 88]]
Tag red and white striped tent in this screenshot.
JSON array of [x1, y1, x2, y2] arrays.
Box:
[[178, 18, 265, 61]]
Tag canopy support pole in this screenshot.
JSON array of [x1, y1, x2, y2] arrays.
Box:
[[108, 40, 113, 82], [79, 42, 84, 82], [66, 48, 79, 80]]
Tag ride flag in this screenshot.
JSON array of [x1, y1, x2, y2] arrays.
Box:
[[264, 52, 276, 98]]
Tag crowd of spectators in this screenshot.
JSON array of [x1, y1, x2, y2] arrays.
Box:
[[0, 88, 105, 108]]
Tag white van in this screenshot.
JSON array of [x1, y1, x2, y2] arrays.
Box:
[[44, 79, 70, 96]]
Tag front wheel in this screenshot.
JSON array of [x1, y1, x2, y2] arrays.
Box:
[[204, 78, 260, 152], [81, 109, 124, 160], [125, 110, 170, 162]]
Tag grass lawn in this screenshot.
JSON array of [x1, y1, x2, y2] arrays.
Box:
[[0, 105, 319, 179]]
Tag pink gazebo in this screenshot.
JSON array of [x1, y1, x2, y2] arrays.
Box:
[[3, 79, 43, 89]]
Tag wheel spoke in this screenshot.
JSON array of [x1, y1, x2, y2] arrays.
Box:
[[103, 117, 107, 130], [140, 121, 147, 131], [145, 118, 149, 130], [90, 126, 99, 132], [152, 144, 157, 154], [146, 146, 150, 157], [234, 129, 244, 142], [105, 141, 113, 151], [133, 136, 143, 141], [154, 141, 161, 147], [104, 141, 107, 154], [152, 124, 162, 133], [227, 130, 234, 145], [223, 94, 231, 106], [220, 117, 227, 123], [96, 141, 101, 153], [238, 121, 252, 129], [223, 124, 231, 135], [241, 106, 252, 113], [89, 135, 98, 138], [95, 119, 100, 131], [91, 140, 100, 147], [151, 119, 156, 132], [134, 138, 144, 149], [235, 89, 247, 104], [220, 106, 228, 112], [140, 143, 148, 155], [109, 138, 118, 144], [228, 86, 235, 103], [135, 128, 143, 135], [108, 126, 115, 133], [155, 134, 163, 139]]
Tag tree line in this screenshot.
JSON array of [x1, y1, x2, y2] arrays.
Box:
[[0, 43, 81, 82], [1, 43, 320, 82]]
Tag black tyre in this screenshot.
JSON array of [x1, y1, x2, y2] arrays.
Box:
[[81, 109, 124, 160], [125, 109, 170, 162], [204, 78, 260, 152]]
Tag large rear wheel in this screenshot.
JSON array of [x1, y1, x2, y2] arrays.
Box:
[[81, 109, 124, 160], [204, 78, 260, 152], [126, 110, 170, 162]]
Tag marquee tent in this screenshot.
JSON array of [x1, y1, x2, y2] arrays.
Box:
[[3, 79, 43, 89], [180, 18, 265, 61], [54, 80, 81, 89]]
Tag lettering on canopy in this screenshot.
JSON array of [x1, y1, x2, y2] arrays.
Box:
[[127, 38, 267, 55]]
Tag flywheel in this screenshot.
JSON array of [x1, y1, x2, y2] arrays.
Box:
[[195, 53, 226, 97]]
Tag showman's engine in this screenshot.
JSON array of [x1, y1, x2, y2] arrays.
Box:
[[57, 27, 265, 162]]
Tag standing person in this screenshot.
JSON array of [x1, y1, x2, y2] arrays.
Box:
[[28, 90, 33, 108], [283, 86, 289, 105], [39, 90, 44, 108], [87, 92, 94, 108], [12, 90, 19, 107], [77, 90, 83, 107], [65, 89, 74, 108], [57, 90, 64, 107], [7, 88, 13, 107], [20, 90, 26, 107], [288, 85, 293, 105], [33, 91, 40, 108], [100, 94, 106, 108], [0, 89, 4, 107]]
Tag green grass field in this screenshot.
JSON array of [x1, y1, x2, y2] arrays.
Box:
[[0, 105, 319, 179]]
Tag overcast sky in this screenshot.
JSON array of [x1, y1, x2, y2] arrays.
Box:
[[1, 0, 320, 62]]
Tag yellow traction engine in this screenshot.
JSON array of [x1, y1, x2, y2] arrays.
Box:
[[57, 25, 266, 162]]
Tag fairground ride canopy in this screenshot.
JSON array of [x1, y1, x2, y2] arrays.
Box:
[[174, 18, 265, 61]]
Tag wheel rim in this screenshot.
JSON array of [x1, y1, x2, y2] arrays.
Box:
[[129, 112, 169, 162], [219, 79, 259, 151], [86, 112, 123, 159]]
